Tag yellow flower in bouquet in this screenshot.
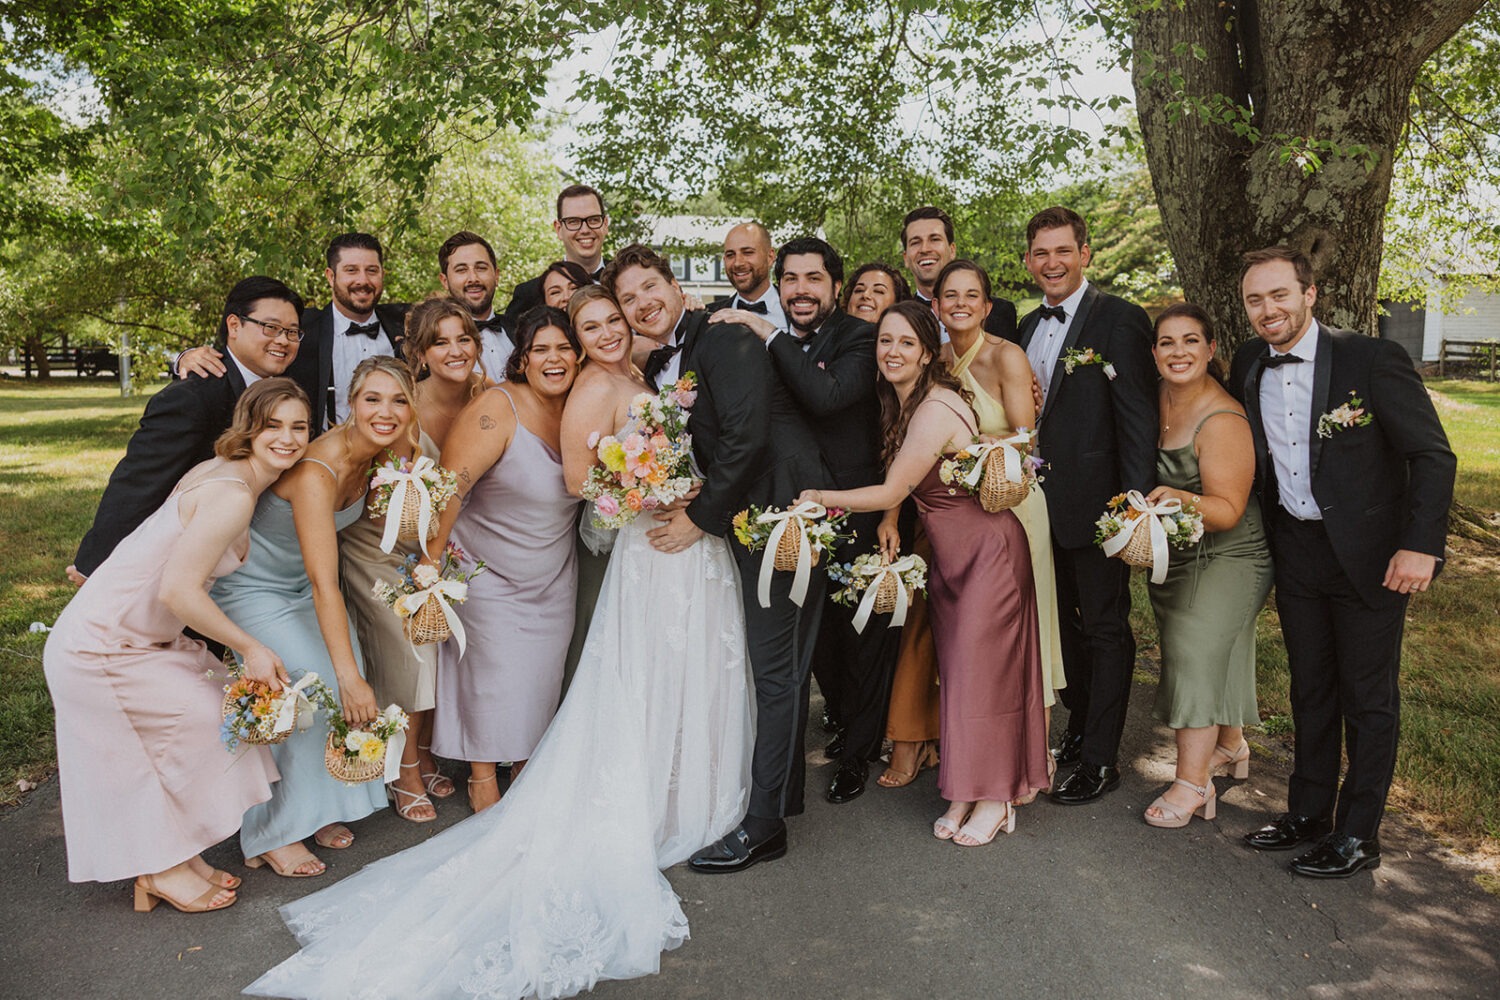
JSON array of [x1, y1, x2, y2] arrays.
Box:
[[358, 737, 385, 763], [600, 439, 627, 473], [732, 510, 753, 547]]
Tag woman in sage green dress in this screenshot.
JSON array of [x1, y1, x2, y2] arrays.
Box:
[[1142, 303, 1273, 828]]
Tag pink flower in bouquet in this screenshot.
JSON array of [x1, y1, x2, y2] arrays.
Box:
[[623, 432, 647, 458], [413, 563, 440, 589], [650, 431, 670, 452], [826, 506, 846, 518], [595, 494, 620, 518], [673, 388, 697, 408], [642, 495, 661, 510]]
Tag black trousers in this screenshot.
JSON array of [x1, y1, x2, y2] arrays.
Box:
[[1051, 541, 1135, 768], [735, 547, 826, 820], [1271, 509, 1405, 840]]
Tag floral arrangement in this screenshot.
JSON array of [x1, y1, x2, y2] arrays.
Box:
[[1094, 490, 1204, 584], [1316, 390, 1374, 438], [828, 552, 928, 631], [937, 430, 1041, 511], [366, 452, 460, 551], [1061, 347, 1117, 380], [580, 374, 699, 529], [732, 503, 851, 559], [320, 697, 411, 785], [220, 672, 329, 752], [373, 543, 486, 649], [1094, 493, 1204, 551]]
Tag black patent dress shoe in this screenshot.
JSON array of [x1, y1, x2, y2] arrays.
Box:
[[1051, 731, 1084, 768], [820, 708, 840, 734], [1049, 764, 1121, 804], [823, 731, 846, 762], [1289, 833, 1381, 879], [688, 825, 788, 874], [1242, 813, 1332, 851], [826, 761, 868, 804]]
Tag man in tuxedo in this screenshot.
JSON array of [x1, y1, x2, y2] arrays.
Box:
[[900, 205, 1018, 340], [603, 244, 831, 872], [500, 184, 610, 330], [437, 230, 513, 380], [707, 222, 788, 330], [711, 237, 899, 805], [68, 277, 306, 582], [1232, 246, 1455, 878], [1014, 206, 1157, 804]]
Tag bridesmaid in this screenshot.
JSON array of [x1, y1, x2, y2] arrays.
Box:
[[410, 295, 493, 447], [541, 260, 595, 310], [842, 262, 910, 324], [1143, 303, 1272, 827], [427, 305, 583, 812], [933, 259, 1066, 799], [802, 301, 1049, 845], [43, 377, 305, 912], [213, 356, 414, 876]]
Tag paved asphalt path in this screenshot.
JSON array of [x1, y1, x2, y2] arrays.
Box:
[[3, 682, 1497, 1000]]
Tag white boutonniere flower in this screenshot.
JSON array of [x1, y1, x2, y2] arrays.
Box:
[[1061, 347, 1116, 380], [1316, 390, 1374, 439]]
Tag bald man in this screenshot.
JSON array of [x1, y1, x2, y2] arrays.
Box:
[[708, 222, 788, 330]]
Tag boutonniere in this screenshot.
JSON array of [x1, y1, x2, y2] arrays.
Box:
[[1316, 391, 1373, 438], [1061, 347, 1116, 380], [817, 361, 826, 369]]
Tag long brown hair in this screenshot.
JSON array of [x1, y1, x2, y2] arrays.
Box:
[[877, 300, 974, 467], [1153, 301, 1227, 386]]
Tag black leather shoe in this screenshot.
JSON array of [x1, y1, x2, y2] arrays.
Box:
[[823, 731, 846, 762], [1289, 833, 1381, 879], [826, 761, 868, 804], [1049, 764, 1120, 804], [1051, 731, 1084, 768], [1243, 813, 1332, 851], [688, 825, 788, 874], [820, 708, 840, 734]]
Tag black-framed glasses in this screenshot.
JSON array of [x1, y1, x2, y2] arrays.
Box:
[[237, 314, 304, 342], [558, 214, 606, 232]]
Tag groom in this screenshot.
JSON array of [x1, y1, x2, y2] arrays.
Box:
[[602, 245, 832, 873]]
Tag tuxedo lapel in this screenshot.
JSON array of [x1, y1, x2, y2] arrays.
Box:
[[1308, 325, 1334, 479], [1018, 312, 1039, 351], [1242, 352, 1273, 508], [316, 307, 335, 430], [1040, 285, 1098, 424], [676, 309, 706, 383]]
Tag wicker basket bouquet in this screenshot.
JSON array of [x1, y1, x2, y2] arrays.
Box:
[[580, 374, 699, 529], [373, 542, 486, 653], [828, 552, 928, 633], [366, 451, 460, 553], [220, 671, 330, 752], [937, 429, 1039, 513], [732, 501, 853, 609], [1093, 490, 1204, 584], [323, 703, 410, 785]]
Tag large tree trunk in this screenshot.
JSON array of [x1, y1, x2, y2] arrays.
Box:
[[24, 336, 52, 379], [1132, 0, 1483, 352]]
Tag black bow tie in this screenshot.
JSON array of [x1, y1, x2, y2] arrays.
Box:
[[345, 320, 381, 339], [738, 299, 769, 315], [1038, 304, 1067, 323], [1262, 351, 1305, 369], [643, 342, 682, 387], [474, 316, 505, 335]]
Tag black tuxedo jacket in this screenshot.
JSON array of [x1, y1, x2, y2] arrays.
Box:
[[500, 259, 609, 331], [288, 302, 408, 432], [1017, 284, 1157, 548], [672, 310, 831, 536], [74, 366, 249, 576], [706, 288, 779, 314], [1230, 325, 1455, 607], [984, 295, 1019, 341], [766, 309, 882, 491]]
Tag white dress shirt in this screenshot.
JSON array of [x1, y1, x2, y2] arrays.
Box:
[[656, 313, 689, 387], [1260, 319, 1322, 520], [473, 312, 515, 384], [226, 348, 262, 388], [331, 307, 396, 424], [731, 286, 788, 332], [1025, 279, 1090, 391]]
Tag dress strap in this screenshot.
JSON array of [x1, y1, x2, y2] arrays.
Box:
[[488, 385, 520, 419], [926, 396, 978, 437], [297, 457, 340, 478], [950, 332, 985, 377], [1192, 409, 1249, 437], [175, 475, 252, 497]]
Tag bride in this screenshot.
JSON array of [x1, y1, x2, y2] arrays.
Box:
[[246, 286, 754, 1000]]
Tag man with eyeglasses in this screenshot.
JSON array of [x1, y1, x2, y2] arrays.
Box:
[[68, 277, 306, 584], [500, 184, 611, 331]]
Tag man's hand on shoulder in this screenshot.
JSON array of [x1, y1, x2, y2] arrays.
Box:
[[708, 308, 777, 342], [1383, 549, 1439, 594], [177, 346, 227, 379]]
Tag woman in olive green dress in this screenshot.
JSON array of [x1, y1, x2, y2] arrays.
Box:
[[1143, 303, 1273, 828]]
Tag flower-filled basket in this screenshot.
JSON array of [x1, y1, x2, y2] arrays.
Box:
[[220, 672, 329, 751], [828, 552, 928, 632], [323, 704, 410, 785], [733, 502, 852, 609], [373, 544, 486, 653], [366, 453, 459, 553], [1093, 490, 1204, 584], [938, 429, 1038, 513]]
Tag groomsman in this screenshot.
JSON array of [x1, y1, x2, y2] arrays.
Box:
[[603, 244, 831, 872], [1232, 246, 1455, 878], [501, 184, 610, 330], [708, 222, 788, 330], [1014, 206, 1157, 804], [69, 277, 305, 582], [900, 205, 1018, 339], [711, 237, 899, 804], [437, 230, 513, 379]]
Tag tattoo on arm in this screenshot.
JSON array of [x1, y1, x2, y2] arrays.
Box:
[[479, 414, 496, 430], [458, 469, 473, 486]]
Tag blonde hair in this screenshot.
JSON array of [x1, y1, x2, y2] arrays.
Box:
[[213, 378, 311, 460], [340, 355, 422, 459], [404, 294, 487, 392]]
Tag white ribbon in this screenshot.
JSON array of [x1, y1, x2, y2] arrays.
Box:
[[851, 554, 920, 633], [271, 671, 323, 737], [755, 501, 827, 609], [1099, 489, 1181, 585], [379, 455, 438, 555], [961, 430, 1035, 490], [382, 729, 407, 784], [396, 579, 470, 654]]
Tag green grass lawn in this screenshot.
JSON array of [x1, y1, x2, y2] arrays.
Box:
[[4, 377, 1499, 853]]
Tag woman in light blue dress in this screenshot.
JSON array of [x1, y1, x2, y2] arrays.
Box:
[[213, 356, 420, 877]]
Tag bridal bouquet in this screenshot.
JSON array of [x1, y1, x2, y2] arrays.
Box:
[[580, 374, 699, 529], [937, 429, 1041, 512], [321, 701, 410, 785], [733, 501, 852, 608], [828, 552, 928, 632], [373, 543, 486, 652], [1093, 490, 1204, 584], [366, 452, 460, 552], [220, 672, 330, 752]]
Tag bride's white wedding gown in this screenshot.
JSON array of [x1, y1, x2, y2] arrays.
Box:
[[246, 514, 754, 999]]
